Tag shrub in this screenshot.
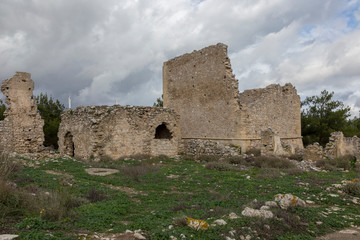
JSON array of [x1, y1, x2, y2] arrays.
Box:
[[172, 216, 187, 226], [288, 154, 303, 161], [343, 182, 360, 197], [254, 156, 295, 169], [226, 156, 247, 165], [121, 164, 159, 182], [86, 188, 108, 203], [180, 154, 195, 161], [255, 168, 281, 179], [246, 148, 261, 157], [316, 155, 355, 171], [197, 155, 219, 162], [205, 162, 235, 171]]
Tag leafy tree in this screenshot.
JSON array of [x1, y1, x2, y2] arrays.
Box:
[[153, 95, 163, 107], [0, 99, 5, 121], [36, 93, 65, 149], [301, 90, 352, 146]]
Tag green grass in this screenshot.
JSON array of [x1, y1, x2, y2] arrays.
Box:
[[1, 155, 360, 239]]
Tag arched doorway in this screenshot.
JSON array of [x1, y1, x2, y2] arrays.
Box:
[[155, 123, 172, 139], [64, 132, 75, 157]]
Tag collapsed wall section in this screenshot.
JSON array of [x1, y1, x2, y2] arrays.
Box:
[[58, 106, 181, 159], [0, 72, 44, 153]]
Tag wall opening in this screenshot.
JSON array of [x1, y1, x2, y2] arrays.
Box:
[[155, 123, 172, 139], [64, 132, 75, 157]]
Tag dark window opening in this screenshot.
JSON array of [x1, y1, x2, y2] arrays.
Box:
[[155, 123, 172, 139], [64, 132, 75, 157]]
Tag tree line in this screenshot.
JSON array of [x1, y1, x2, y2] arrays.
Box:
[[0, 90, 358, 149]]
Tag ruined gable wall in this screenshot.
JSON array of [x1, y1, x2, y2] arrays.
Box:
[[0, 72, 44, 153], [238, 83, 303, 149], [58, 106, 180, 159], [163, 43, 241, 140]]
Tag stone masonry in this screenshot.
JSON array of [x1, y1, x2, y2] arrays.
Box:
[[0, 72, 44, 153], [304, 132, 360, 161], [163, 43, 303, 154], [58, 105, 181, 159]]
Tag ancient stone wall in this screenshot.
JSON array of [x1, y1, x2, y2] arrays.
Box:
[[163, 43, 303, 154], [304, 132, 360, 161], [58, 105, 181, 159], [0, 72, 44, 153], [238, 83, 303, 149], [163, 43, 240, 140]]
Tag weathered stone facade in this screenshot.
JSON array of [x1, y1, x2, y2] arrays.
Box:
[[0, 72, 44, 153], [163, 43, 303, 154], [58, 106, 181, 159]]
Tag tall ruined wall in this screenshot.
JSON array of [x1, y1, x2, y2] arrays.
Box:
[[238, 83, 303, 149], [58, 106, 181, 159], [163, 43, 303, 153], [0, 72, 44, 153], [163, 43, 241, 140]]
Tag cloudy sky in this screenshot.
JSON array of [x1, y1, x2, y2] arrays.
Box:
[[0, 0, 359, 114]]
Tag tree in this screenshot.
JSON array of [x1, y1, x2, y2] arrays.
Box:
[[301, 90, 351, 146], [36, 93, 65, 149], [0, 99, 5, 121], [153, 95, 163, 107]]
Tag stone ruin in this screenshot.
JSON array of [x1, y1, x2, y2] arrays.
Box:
[[58, 105, 181, 159], [0, 43, 307, 159], [163, 43, 303, 155], [304, 132, 360, 161], [0, 72, 44, 153]]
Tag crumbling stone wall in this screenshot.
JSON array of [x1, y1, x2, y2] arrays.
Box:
[[238, 84, 303, 149], [0, 72, 44, 153], [304, 132, 360, 161], [163, 43, 303, 154], [58, 106, 181, 159]]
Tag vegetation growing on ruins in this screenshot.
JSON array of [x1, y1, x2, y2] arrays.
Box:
[[36, 93, 65, 149], [0, 99, 5, 120], [301, 90, 360, 146], [153, 95, 163, 107], [1, 154, 360, 239]]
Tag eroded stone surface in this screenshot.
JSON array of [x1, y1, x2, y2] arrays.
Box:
[[58, 106, 181, 159], [0, 72, 44, 153]]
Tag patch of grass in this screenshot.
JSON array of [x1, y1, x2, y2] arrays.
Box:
[[255, 168, 282, 179]]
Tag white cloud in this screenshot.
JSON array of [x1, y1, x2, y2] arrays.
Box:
[[0, 0, 358, 113]]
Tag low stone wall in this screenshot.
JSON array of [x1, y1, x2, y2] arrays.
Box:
[[58, 105, 181, 159], [304, 132, 360, 161], [182, 139, 240, 156]]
